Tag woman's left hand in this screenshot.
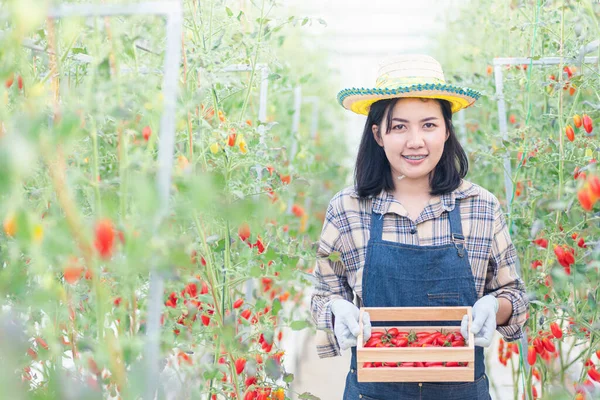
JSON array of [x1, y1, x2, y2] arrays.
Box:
[[460, 295, 499, 347]]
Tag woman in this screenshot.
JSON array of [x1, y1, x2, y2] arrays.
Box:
[[310, 54, 528, 399]]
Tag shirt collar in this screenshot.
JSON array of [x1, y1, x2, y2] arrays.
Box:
[[350, 180, 478, 217]]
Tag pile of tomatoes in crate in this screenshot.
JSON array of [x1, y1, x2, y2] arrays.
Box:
[[363, 328, 467, 368]]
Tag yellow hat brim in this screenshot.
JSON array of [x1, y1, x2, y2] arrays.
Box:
[[338, 84, 481, 115]]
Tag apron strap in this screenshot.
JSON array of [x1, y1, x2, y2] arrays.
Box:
[[369, 211, 385, 241], [448, 199, 466, 257]]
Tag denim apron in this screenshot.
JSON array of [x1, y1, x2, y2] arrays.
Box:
[[343, 200, 491, 400]]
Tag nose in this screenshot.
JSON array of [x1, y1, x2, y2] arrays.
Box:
[[406, 129, 425, 148]]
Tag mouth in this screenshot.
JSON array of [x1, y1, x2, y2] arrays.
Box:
[[402, 155, 428, 161]]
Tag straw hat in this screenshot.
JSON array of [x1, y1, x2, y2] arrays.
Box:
[[337, 54, 481, 115]]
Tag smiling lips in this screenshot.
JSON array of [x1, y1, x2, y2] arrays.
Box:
[[402, 154, 428, 160]]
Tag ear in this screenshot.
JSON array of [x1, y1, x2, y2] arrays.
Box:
[[372, 124, 384, 147], [445, 130, 450, 141]]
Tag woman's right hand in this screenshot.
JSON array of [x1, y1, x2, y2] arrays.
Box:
[[330, 299, 371, 350]]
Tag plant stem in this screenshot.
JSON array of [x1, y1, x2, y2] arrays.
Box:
[[238, 0, 266, 123]]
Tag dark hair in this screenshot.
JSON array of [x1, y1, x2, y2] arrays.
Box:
[[354, 97, 468, 198]]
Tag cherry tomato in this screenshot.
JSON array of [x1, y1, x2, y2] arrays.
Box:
[[549, 322, 562, 339], [542, 338, 556, 353], [527, 345, 537, 365]]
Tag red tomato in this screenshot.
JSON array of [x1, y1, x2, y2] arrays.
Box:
[[387, 328, 399, 337], [451, 339, 465, 347], [573, 114, 583, 128], [94, 219, 115, 259], [228, 133, 237, 147], [542, 338, 556, 353], [566, 125, 575, 142], [235, 358, 246, 375], [589, 175, 600, 198], [588, 366, 600, 382], [392, 337, 408, 347], [238, 223, 251, 242], [233, 298, 244, 309], [142, 126, 152, 141], [418, 332, 442, 345], [445, 362, 460, 367], [533, 338, 544, 354], [583, 114, 593, 134], [527, 346, 537, 365], [550, 322, 562, 339], [578, 188, 594, 211], [425, 362, 443, 367]]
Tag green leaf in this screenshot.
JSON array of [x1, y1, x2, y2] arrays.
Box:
[[588, 292, 597, 311], [250, 264, 263, 278], [225, 7, 233, 17], [268, 73, 281, 81], [301, 17, 309, 26], [317, 18, 327, 26], [298, 393, 321, 400], [290, 319, 311, 331], [237, 11, 244, 21], [255, 298, 266, 311], [271, 299, 282, 316], [265, 357, 281, 380], [283, 372, 294, 383], [328, 251, 341, 262]]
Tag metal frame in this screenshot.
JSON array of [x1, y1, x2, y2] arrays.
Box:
[[218, 64, 270, 305], [222, 63, 270, 132], [493, 56, 599, 210], [46, 3, 183, 399], [493, 55, 599, 383]]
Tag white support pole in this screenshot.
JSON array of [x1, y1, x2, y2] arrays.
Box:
[[493, 62, 513, 211], [45, 2, 182, 398], [47, 2, 177, 18], [216, 64, 271, 304], [146, 4, 182, 400], [286, 86, 302, 214], [493, 54, 600, 378]]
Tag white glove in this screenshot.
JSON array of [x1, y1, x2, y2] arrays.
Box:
[[330, 299, 371, 350], [461, 295, 499, 347]]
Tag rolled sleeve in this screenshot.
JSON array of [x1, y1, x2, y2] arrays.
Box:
[[484, 200, 529, 342], [310, 198, 353, 358]]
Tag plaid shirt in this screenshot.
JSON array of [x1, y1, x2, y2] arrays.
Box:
[[310, 179, 529, 358]]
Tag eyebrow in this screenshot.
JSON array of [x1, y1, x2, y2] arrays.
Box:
[[391, 117, 439, 123]]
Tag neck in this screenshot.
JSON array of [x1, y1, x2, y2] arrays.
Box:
[[393, 174, 431, 198]]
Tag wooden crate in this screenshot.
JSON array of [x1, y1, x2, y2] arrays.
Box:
[[357, 306, 475, 383]]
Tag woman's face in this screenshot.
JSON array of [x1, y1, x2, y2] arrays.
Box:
[[373, 98, 448, 183]]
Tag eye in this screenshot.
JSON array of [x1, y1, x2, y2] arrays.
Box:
[[392, 124, 405, 130], [424, 123, 437, 129]]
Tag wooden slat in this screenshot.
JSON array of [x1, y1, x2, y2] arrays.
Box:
[[358, 307, 364, 345], [467, 307, 475, 348], [357, 347, 474, 363], [357, 366, 475, 382], [364, 306, 470, 321], [370, 326, 461, 333]]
